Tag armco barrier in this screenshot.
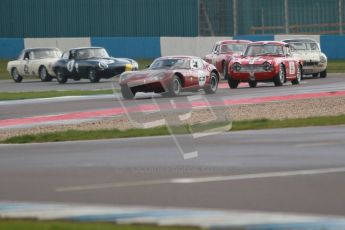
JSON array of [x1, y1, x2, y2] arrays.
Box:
[[0, 35, 345, 60], [0, 38, 24, 59]]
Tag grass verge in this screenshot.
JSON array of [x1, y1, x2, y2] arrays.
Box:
[[0, 90, 115, 100], [2, 115, 345, 144], [0, 219, 199, 230], [327, 60, 345, 73]]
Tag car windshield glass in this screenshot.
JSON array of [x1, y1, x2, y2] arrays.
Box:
[[76, 48, 109, 59], [244, 45, 284, 56], [32, 49, 62, 59], [288, 42, 308, 51], [220, 44, 246, 53], [149, 58, 190, 69]]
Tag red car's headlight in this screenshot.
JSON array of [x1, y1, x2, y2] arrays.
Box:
[[232, 62, 241, 72], [262, 62, 273, 71]]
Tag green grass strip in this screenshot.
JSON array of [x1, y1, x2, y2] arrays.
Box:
[[327, 60, 345, 73], [0, 90, 114, 100], [3, 115, 345, 144], [0, 219, 199, 230], [232, 116, 345, 130]]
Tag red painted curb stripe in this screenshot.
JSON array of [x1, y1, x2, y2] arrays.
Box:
[[1, 90, 345, 128], [219, 82, 246, 89]]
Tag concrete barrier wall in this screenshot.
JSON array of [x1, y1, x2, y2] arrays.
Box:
[[274, 35, 320, 43], [320, 36, 345, 60], [160, 37, 230, 58], [234, 35, 274, 42], [1, 35, 345, 60], [0, 38, 24, 58], [91, 37, 161, 59], [24, 38, 91, 52]]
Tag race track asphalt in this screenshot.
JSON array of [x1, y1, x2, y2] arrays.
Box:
[[1, 125, 345, 216], [1, 74, 345, 120]]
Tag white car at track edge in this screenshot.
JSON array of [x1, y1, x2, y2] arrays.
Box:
[[7, 48, 62, 83], [281, 38, 327, 78]]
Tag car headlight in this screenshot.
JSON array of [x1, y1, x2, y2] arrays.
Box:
[[131, 61, 139, 70], [320, 53, 327, 63], [149, 73, 164, 81], [262, 62, 273, 71], [232, 62, 241, 72], [98, 61, 108, 70]]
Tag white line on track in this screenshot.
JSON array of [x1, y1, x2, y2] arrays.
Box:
[[56, 167, 345, 192], [296, 141, 345, 147]]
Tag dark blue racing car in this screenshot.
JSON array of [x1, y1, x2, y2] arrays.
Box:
[[53, 47, 138, 83]]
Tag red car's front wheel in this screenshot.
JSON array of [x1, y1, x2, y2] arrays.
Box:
[[167, 75, 182, 97], [205, 72, 218, 94]]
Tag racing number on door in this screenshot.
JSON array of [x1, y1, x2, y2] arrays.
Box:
[[289, 62, 295, 75], [67, 60, 75, 72], [198, 70, 206, 87]]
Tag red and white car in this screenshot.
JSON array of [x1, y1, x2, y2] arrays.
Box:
[[227, 41, 303, 88], [119, 56, 219, 99], [204, 40, 251, 79]]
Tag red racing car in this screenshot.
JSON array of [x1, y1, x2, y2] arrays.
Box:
[[227, 41, 303, 88], [119, 56, 220, 99], [204, 40, 251, 79]]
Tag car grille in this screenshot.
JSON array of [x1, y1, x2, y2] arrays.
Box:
[[303, 61, 319, 66], [239, 64, 264, 72]]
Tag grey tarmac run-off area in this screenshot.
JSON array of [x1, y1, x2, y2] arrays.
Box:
[[1, 126, 345, 215]]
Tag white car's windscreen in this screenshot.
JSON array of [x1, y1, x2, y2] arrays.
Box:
[[32, 50, 62, 59]]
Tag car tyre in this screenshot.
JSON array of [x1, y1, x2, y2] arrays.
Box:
[[121, 85, 135, 99], [292, 64, 302, 85], [205, 72, 218, 94], [167, 75, 182, 97], [89, 69, 100, 83], [11, 68, 23, 83], [56, 69, 68, 84], [274, 64, 285, 86], [228, 77, 239, 89], [248, 81, 257, 88], [39, 66, 53, 82], [320, 69, 327, 78]]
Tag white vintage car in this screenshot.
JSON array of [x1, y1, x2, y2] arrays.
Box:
[[7, 48, 62, 82], [281, 38, 327, 78]]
